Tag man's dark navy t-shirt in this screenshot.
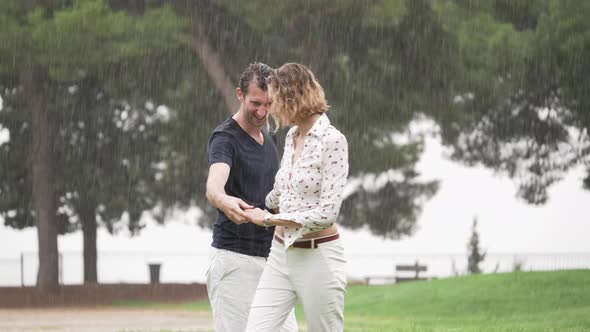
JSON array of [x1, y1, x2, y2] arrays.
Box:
[[207, 117, 279, 257]]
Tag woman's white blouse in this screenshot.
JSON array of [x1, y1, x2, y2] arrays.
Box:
[[266, 114, 349, 248]]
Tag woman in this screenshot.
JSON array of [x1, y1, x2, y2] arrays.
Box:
[[245, 63, 349, 332]]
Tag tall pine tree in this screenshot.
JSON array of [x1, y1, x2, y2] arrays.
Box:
[[467, 217, 486, 274]]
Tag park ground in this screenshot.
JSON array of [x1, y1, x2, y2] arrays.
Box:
[[0, 270, 588, 332]]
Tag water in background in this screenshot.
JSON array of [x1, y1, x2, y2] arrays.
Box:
[[1, 251, 589, 286]]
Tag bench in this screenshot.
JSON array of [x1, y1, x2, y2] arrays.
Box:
[[364, 261, 428, 285], [395, 261, 427, 283]]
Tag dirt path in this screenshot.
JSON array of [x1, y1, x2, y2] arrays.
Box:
[[0, 308, 213, 332]]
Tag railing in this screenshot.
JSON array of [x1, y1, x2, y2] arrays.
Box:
[[1, 251, 589, 286], [347, 252, 590, 284], [0, 251, 210, 286]]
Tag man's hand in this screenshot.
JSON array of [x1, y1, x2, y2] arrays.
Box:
[[220, 196, 253, 224], [206, 163, 253, 224]]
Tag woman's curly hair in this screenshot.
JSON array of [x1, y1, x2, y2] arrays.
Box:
[[267, 63, 329, 131]]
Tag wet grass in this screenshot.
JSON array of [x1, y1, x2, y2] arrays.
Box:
[[118, 269, 590, 332], [343, 269, 590, 332]]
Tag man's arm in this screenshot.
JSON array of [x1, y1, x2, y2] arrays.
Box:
[[206, 163, 253, 224]]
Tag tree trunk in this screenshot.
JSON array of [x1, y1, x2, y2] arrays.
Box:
[[21, 66, 59, 294], [80, 203, 98, 284], [189, 20, 239, 115], [166, 1, 237, 115]]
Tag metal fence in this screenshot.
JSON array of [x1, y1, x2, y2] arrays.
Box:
[[0, 251, 210, 286], [1, 251, 589, 286], [347, 252, 590, 284]]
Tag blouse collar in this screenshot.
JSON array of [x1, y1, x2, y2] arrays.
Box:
[[287, 113, 330, 139]]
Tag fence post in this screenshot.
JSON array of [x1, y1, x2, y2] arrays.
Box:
[[20, 253, 24, 287], [59, 253, 63, 285]]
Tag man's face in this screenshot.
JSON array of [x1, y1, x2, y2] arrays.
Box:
[[238, 82, 271, 128]]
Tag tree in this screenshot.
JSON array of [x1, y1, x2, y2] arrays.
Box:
[[433, 0, 590, 204], [0, 0, 188, 286], [1, 1, 63, 292], [207, 0, 445, 238], [467, 217, 486, 274]]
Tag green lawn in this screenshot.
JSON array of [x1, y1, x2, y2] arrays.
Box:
[[343, 269, 590, 331], [116, 270, 590, 332]]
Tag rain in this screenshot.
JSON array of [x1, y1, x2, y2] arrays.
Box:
[[1, 1, 589, 331]]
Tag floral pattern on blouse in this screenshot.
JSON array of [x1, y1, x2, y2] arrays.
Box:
[[265, 113, 349, 248]]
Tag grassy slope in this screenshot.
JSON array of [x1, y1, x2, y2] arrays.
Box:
[[115, 270, 590, 332], [344, 270, 590, 331]]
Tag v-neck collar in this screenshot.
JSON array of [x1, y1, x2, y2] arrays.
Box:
[[230, 118, 265, 147]]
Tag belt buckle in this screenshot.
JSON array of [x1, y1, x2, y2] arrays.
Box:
[[301, 238, 316, 249], [293, 238, 315, 249]]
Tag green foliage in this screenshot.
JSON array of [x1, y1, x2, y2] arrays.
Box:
[[0, 0, 189, 234], [363, 0, 406, 27], [431, 0, 590, 204], [0, 0, 188, 79], [212, 0, 292, 32], [147, 60, 228, 226], [467, 217, 486, 274], [535, 0, 590, 122], [339, 170, 439, 239]]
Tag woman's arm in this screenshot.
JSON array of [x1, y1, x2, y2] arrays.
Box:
[[245, 208, 301, 228]]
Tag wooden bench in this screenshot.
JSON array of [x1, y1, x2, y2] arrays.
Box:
[[364, 261, 428, 285], [395, 261, 427, 283]]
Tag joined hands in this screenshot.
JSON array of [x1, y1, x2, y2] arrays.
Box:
[[218, 195, 266, 226]]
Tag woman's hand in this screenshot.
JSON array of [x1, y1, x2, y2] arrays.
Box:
[[245, 209, 303, 228], [244, 208, 267, 226], [219, 196, 253, 225]]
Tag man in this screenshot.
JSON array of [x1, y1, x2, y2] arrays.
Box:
[[205, 62, 298, 332]]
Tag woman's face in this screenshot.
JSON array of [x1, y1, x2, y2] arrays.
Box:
[[267, 84, 277, 109], [268, 84, 290, 125]]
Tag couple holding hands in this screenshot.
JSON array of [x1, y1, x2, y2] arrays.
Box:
[[206, 62, 348, 332]]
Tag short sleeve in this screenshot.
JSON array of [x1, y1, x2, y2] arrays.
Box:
[[207, 131, 234, 167]]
